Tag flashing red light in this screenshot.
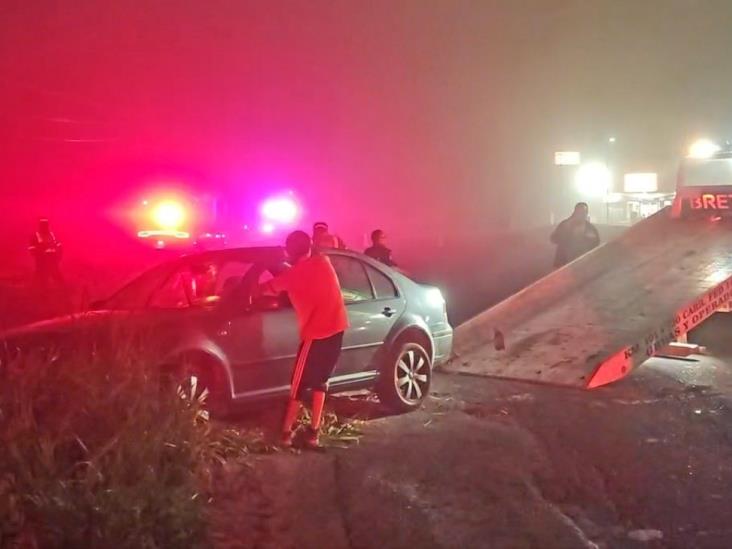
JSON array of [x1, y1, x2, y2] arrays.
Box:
[[261, 197, 299, 224], [153, 201, 186, 230]]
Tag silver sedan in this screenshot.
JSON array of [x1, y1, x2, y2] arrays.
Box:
[[1, 247, 453, 414]]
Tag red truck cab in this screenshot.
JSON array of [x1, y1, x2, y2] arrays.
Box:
[[671, 151, 732, 218]]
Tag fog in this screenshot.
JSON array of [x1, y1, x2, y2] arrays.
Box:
[[2, 0, 732, 250]]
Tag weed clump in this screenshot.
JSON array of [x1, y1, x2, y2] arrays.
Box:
[[0, 339, 248, 549]]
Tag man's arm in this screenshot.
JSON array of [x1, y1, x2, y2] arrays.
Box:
[[259, 265, 292, 296]]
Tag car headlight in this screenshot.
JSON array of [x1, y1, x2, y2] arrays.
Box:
[[425, 288, 446, 309]]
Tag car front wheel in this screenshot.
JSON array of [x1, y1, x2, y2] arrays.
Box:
[[166, 358, 231, 419], [376, 341, 432, 413]]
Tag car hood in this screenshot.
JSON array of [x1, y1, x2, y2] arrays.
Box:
[[0, 310, 136, 341]]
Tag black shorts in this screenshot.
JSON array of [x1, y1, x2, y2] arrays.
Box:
[[290, 331, 344, 399]]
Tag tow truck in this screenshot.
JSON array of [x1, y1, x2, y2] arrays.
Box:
[[445, 146, 732, 388]]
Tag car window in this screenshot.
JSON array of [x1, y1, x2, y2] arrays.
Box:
[[148, 268, 197, 309], [330, 256, 374, 303], [682, 158, 732, 187], [367, 265, 398, 299], [217, 260, 256, 296], [149, 260, 255, 309]]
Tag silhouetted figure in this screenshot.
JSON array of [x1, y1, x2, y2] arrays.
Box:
[[312, 221, 345, 251], [29, 218, 64, 289], [550, 202, 600, 268], [364, 229, 397, 267]]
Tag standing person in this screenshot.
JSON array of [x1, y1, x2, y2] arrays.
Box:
[[28, 218, 64, 288], [550, 202, 600, 268], [312, 221, 346, 250], [364, 229, 397, 267], [261, 230, 348, 450]]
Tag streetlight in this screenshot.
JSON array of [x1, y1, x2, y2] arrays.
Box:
[[575, 162, 612, 197], [576, 162, 613, 223]]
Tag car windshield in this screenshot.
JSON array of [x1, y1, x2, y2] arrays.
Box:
[[681, 158, 732, 187], [102, 261, 179, 310]]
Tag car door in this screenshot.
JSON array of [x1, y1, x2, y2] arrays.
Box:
[[215, 262, 300, 400], [328, 254, 406, 376]]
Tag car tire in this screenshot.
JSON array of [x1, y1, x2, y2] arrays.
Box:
[[171, 356, 231, 419], [376, 340, 432, 413]]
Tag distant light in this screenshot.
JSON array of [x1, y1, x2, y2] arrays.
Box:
[[555, 151, 581, 166], [261, 197, 299, 224], [575, 162, 612, 197], [624, 172, 658, 193], [153, 201, 186, 230], [688, 139, 720, 159], [155, 240, 165, 249], [141, 199, 149, 206], [261, 222, 275, 234], [608, 137, 617, 144]]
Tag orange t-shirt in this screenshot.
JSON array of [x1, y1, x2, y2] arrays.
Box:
[[266, 254, 349, 341]]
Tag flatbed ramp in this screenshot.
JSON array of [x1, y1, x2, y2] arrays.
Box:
[[445, 209, 732, 388]]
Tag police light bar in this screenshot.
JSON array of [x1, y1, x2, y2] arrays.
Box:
[[137, 229, 191, 239]]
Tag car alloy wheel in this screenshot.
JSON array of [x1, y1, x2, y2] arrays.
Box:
[[170, 357, 230, 419], [377, 340, 432, 412], [395, 347, 430, 405], [176, 369, 212, 420]]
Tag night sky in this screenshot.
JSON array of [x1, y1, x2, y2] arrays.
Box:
[[2, 0, 732, 239]]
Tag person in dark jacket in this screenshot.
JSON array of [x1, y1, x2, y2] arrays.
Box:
[[364, 229, 397, 267], [28, 218, 64, 288], [550, 202, 600, 268]]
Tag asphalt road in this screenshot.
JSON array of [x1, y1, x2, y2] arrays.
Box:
[[217, 350, 732, 549]]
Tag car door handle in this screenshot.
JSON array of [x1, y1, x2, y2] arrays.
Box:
[[381, 307, 395, 318]]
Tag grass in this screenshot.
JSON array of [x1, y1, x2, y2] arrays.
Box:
[[0, 330, 365, 548], [0, 336, 248, 549], [299, 410, 364, 446]]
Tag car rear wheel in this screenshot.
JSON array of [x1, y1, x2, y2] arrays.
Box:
[[376, 341, 432, 413]]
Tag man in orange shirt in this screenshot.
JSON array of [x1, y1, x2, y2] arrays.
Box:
[[262, 230, 348, 450]]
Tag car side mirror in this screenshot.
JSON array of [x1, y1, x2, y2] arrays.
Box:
[[252, 295, 281, 312]]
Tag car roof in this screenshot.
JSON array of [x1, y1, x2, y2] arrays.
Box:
[[178, 246, 399, 278], [178, 246, 286, 264]]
